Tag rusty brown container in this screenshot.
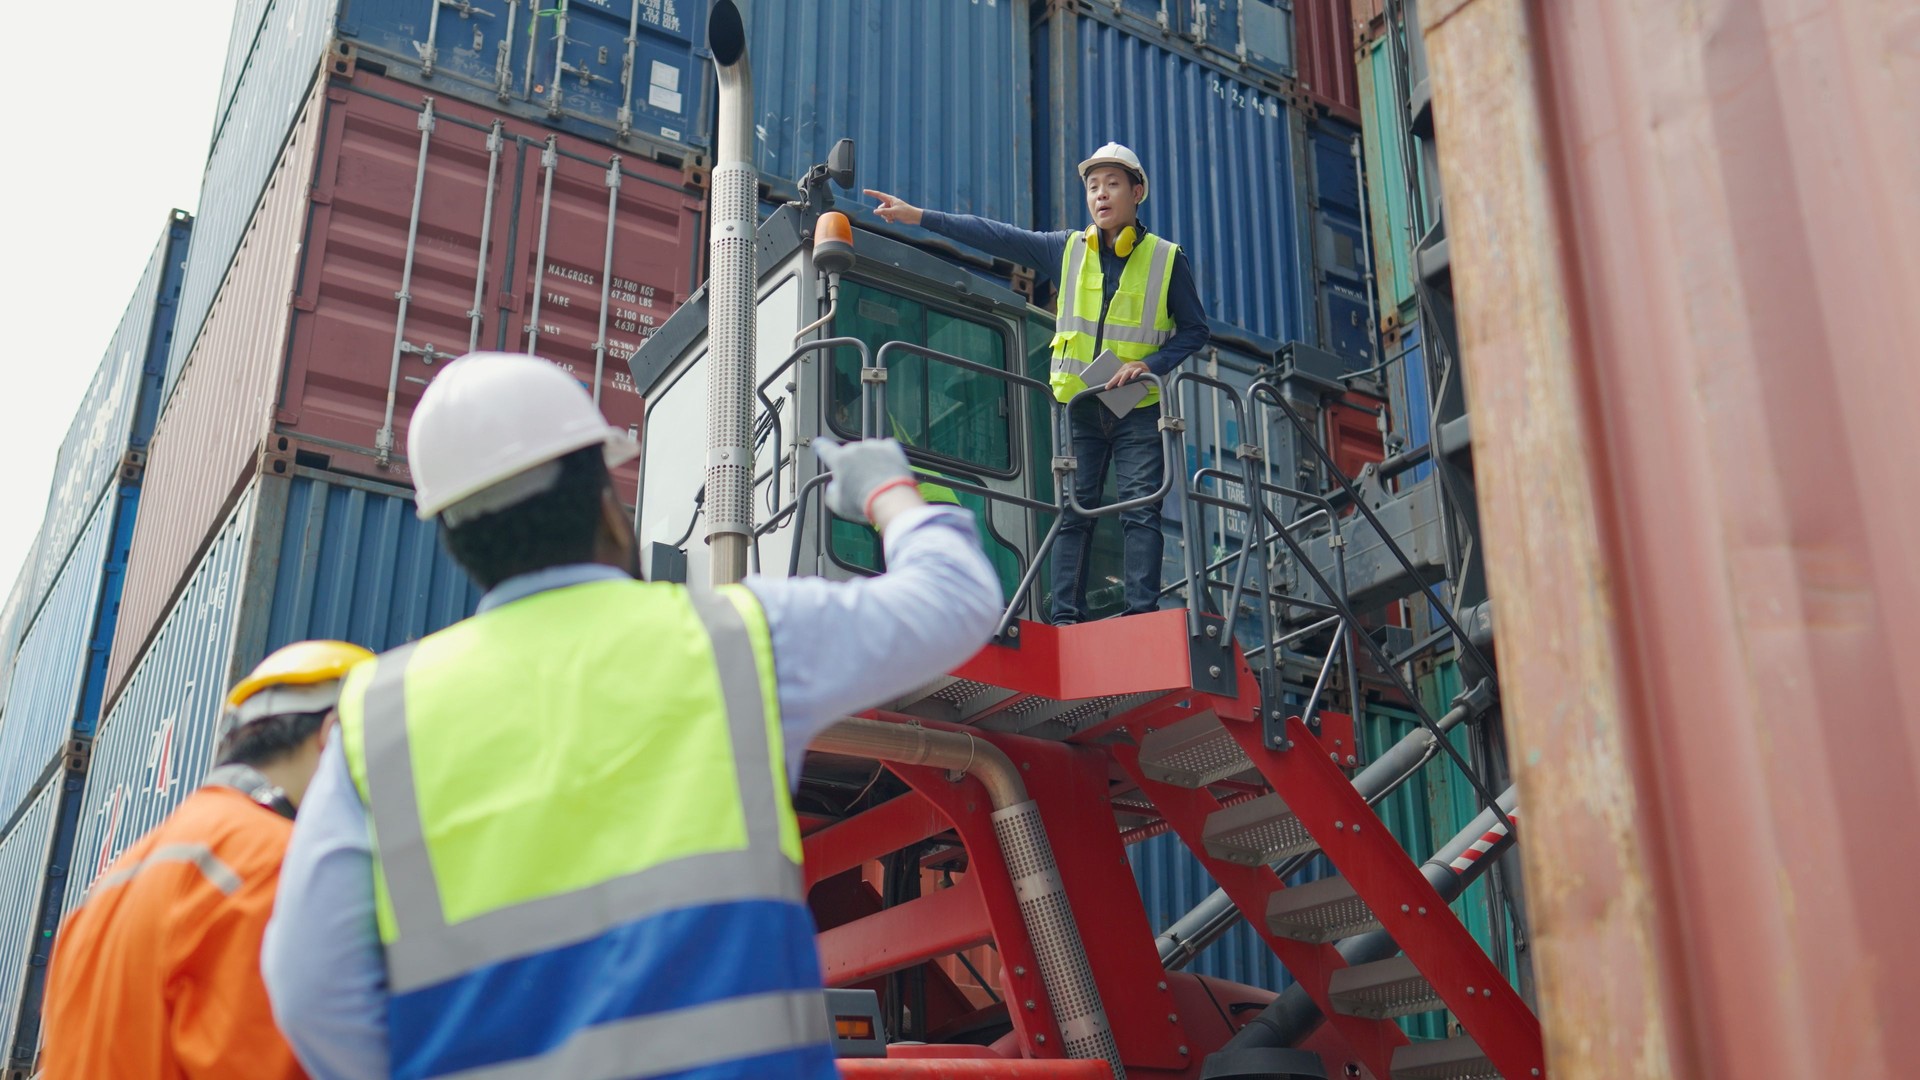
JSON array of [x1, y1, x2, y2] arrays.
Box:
[[1421, 0, 1920, 1076], [1295, 0, 1362, 120], [106, 65, 704, 704]]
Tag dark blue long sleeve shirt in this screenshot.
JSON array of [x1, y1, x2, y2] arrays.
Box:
[[921, 210, 1211, 376]]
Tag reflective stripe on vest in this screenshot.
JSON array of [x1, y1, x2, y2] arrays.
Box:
[[1050, 227, 1179, 406], [341, 582, 831, 1080]]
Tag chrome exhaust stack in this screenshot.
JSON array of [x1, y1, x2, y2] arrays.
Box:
[[705, 0, 756, 585]]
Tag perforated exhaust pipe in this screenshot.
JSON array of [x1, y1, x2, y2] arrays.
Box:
[[813, 718, 1125, 1077], [705, 0, 755, 585]]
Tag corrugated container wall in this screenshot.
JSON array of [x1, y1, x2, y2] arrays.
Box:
[[174, 0, 709, 405], [168, 0, 337, 403], [110, 68, 699, 701], [1384, 309, 1430, 480], [335, 0, 709, 154], [749, 0, 1032, 225], [0, 781, 58, 1045], [0, 549, 39, 707], [1304, 117, 1373, 366], [0, 216, 190, 678], [74, 470, 477, 910], [240, 471, 481, 667], [1034, 4, 1309, 345], [1292, 0, 1360, 117], [1094, 0, 1295, 86], [1354, 35, 1418, 312], [0, 493, 117, 825]]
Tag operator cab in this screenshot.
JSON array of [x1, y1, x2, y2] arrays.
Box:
[[626, 143, 1399, 643]]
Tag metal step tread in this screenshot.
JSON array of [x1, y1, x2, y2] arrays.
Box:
[[1393, 1036, 1501, 1079], [1201, 792, 1319, 865], [887, 675, 1021, 724], [1329, 955, 1445, 1020], [1138, 710, 1252, 788], [1265, 874, 1381, 943]]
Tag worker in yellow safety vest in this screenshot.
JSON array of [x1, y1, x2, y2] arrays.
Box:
[[260, 352, 1003, 1079], [868, 142, 1211, 624]]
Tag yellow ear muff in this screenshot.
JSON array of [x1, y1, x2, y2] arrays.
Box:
[[1114, 226, 1137, 257]]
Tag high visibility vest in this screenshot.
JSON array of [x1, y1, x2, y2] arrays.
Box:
[[338, 580, 834, 1080], [885, 414, 962, 505], [1049, 226, 1180, 407]]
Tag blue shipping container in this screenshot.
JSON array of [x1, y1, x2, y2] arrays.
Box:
[[1033, 5, 1310, 345], [0, 780, 58, 1046], [62, 486, 258, 921], [0, 545, 41, 707], [242, 470, 482, 661], [1389, 314, 1431, 481], [1082, 0, 1294, 85], [1306, 116, 1374, 366], [169, 1, 336, 404], [1, 214, 190, 663], [0, 492, 120, 826], [69, 469, 478, 909], [1129, 832, 1336, 990], [751, 0, 1033, 226], [335, 0, 708, 151]]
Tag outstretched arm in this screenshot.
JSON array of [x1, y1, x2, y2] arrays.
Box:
[[865, 190, 1073, 283], [744, 439, 1003, 781]]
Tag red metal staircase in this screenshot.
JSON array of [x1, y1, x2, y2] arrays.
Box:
[[807, 610, 1543, 1079]]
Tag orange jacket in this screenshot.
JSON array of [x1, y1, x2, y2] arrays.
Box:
[[40, 786, 306, 1079]]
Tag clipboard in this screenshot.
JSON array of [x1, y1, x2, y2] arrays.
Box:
[[1078, 349, 1152, 418]]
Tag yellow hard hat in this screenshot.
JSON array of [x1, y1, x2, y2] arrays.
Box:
[[223, 640, 376, 730]]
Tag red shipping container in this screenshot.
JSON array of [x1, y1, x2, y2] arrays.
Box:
[[1296, 0, 1363, 120], [1324, 392, 1388, 491], [107, 64, 705, 702]]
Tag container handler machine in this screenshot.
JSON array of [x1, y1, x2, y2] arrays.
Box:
[[624, 8, 1539, 1076]]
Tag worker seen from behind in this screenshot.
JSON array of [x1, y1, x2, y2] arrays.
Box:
[[41, 640, 374, 1079], [867, 141, 1210, 624], [262, 353, 1003, 1079]]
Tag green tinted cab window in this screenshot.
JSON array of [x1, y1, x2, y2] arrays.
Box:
[[830, 280, 1011, 471], [825, 282, 1021, 596]]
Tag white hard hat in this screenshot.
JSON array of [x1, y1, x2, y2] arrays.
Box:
[[1078, 142, 1148, 203], [408, 352, 639, 523]]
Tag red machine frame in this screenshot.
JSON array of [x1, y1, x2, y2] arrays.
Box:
[[805, 611, 1544, 1078]]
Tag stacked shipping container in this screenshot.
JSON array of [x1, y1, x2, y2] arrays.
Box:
[[106, 67, 701, 701], [0, 0, 1490, 1056], [0, 212, 192, 1064]]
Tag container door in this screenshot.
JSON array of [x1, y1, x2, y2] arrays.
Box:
[[527, 0, 706, 149], [1308, 119, 1374, 367], [1196, 0, 1296, 83], [338, 0, 527, 108]]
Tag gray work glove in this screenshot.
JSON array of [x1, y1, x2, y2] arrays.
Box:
[[813, 436, 918, 524]]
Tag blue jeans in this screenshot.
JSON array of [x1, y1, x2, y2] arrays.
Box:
[[1050, 398, 1165, 624]]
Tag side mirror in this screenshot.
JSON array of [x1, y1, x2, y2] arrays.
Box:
[[828, 138, 856, 189]]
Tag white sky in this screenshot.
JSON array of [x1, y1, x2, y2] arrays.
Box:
[[0, 1, 238, 601]]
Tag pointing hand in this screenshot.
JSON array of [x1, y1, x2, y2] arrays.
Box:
[[863, 190, 925, 227]]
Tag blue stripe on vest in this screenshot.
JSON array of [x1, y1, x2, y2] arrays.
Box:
[[390, 900, 827, 1080], [650, 1044, 841, 1080]]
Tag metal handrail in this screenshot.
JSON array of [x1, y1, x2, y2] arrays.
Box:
[[760, 336, 869, 520], [858, 341, 1192, 632], [1170, 370, 1272, 649], [1248, 377, 1497, 679], [1231, 391, 1509, 825]]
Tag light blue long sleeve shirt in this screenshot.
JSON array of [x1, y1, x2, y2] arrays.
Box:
[[261, 505, 1002, 1080]]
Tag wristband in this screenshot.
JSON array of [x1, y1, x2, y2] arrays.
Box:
[[862, 476, 923, 522]]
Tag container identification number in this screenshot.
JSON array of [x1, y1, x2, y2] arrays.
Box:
[[1209, 76, 1281, 119]]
